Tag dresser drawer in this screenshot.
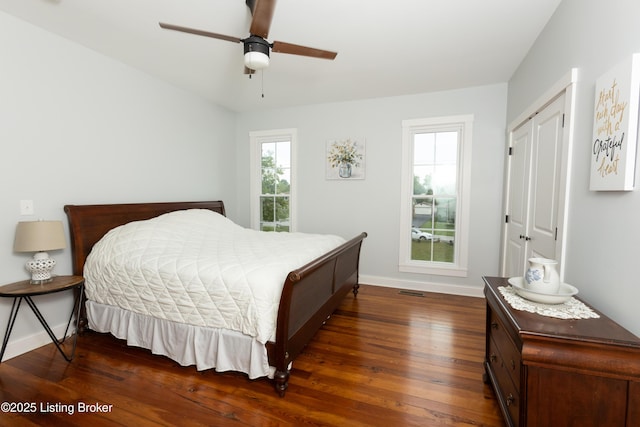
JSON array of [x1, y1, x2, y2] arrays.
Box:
[[489, 309, 522, 390], [488, 335, 520, 426]]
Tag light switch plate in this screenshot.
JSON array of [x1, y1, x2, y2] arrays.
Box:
[[20, 200, 34, 215]]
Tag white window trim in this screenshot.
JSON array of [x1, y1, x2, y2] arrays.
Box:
[[249, 128, 298, 232], [399, 115, 473, 277]]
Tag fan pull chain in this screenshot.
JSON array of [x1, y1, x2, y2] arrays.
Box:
[[247, 70, 266, 99]]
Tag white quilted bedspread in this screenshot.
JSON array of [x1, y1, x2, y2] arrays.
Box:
[[84, 209, 345, 344]]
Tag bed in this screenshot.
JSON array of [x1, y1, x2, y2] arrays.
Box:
[[64, 201, 366, 396]]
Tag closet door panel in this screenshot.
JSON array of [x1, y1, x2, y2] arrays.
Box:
[[529, 95, 565, 260], [504, 123, 531, 278]]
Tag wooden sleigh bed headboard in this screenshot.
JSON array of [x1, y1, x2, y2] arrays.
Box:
[[64, 201, 225, 276], [63, 200, 366, 396]]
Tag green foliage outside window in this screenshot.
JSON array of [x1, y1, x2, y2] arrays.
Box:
[[261, 148, 290, 232]]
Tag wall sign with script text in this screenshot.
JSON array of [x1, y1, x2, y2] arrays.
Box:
[[590, 54, 640, 191]]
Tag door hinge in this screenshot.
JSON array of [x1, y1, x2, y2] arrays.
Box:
[[505, 215, 509, 223], [562, 114, 565, 128], [508, 146, 513, 155], [555, 227, 558, 240]]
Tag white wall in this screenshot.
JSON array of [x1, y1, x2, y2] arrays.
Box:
[[0, 12, 237, 359], [235, 84, 508, 296], [507, 0, 640, 335]]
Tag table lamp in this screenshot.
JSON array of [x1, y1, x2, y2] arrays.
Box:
[[14, 220, 66, 284]]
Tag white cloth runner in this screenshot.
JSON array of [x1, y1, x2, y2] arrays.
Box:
[[498, 286, 600, 319]]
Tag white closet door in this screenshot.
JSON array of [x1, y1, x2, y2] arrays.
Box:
[[502, 93, 565, 278], [528, 94, 565, 260], [503, 122, 531, 278]]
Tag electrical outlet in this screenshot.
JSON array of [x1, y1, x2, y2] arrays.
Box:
[[20, 200, 34, 216]]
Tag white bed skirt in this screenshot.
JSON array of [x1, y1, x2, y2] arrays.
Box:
[[86, 300, 274, 379]]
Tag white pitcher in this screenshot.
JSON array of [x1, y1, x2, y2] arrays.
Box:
[[524, 258, 560, 293]]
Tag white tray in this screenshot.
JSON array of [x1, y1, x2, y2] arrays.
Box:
[[508, 277, 578, 304]]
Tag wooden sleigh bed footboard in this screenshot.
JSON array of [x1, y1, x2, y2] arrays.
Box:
[[63, 201, 366, 397], [270, 231, 367, 396]]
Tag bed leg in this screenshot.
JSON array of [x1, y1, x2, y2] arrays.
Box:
[[274, 370, 289, 397], [352, 283, 360, 297], [75, 288, 89, 334], [78, 317, 89, 334]]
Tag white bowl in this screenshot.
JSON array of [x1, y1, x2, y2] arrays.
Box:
[[508, 277, 578, 304]]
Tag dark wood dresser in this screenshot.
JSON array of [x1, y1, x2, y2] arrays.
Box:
[[483, 276, 640, 427]]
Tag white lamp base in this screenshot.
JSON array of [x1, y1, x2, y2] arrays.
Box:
[[26, 251, 56, 284]]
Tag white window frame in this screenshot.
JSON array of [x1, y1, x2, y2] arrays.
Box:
[[399, 115, 473, 277], [249, 128, 297, 232]]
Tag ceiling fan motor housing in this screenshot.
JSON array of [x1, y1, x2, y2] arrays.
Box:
[[244, 36, 270, 70]]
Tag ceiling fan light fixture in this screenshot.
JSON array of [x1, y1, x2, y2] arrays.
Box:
[[244, 51, 270, 70], [244, 36, 270, 70]]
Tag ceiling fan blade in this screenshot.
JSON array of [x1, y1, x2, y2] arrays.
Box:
[[159, 22, 242, 44], [247, 0, 277, 39], [272, 41, 337, 60]]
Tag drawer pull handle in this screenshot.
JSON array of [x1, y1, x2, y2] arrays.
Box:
[[506, 393, 515, 407], [490, 353, 497, 363]]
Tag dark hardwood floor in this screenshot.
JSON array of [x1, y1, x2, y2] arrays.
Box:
[[0, 285, 504, 426]]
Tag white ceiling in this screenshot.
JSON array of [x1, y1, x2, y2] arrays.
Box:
[[0, 0, 562, 112]]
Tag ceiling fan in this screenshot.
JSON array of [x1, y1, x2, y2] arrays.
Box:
[[159, 0, 337, 74]]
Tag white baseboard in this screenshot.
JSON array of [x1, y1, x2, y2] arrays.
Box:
[[1, 323, 74, 362], [359, 274, 485, 298]]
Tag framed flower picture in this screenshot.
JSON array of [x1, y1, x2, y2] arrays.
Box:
[[590, 53, 640, 191], [326, 137, 366, 180]]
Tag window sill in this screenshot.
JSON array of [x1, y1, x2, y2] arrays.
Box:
[[399, 262, 468, 277]]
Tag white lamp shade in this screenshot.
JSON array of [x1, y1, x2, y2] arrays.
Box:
[[14, 220, 66, 253], [244, 51, 270, 70]]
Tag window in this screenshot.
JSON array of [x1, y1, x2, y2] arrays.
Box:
[[399, 115, 473, 277], [250, 129, 297, 232]]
